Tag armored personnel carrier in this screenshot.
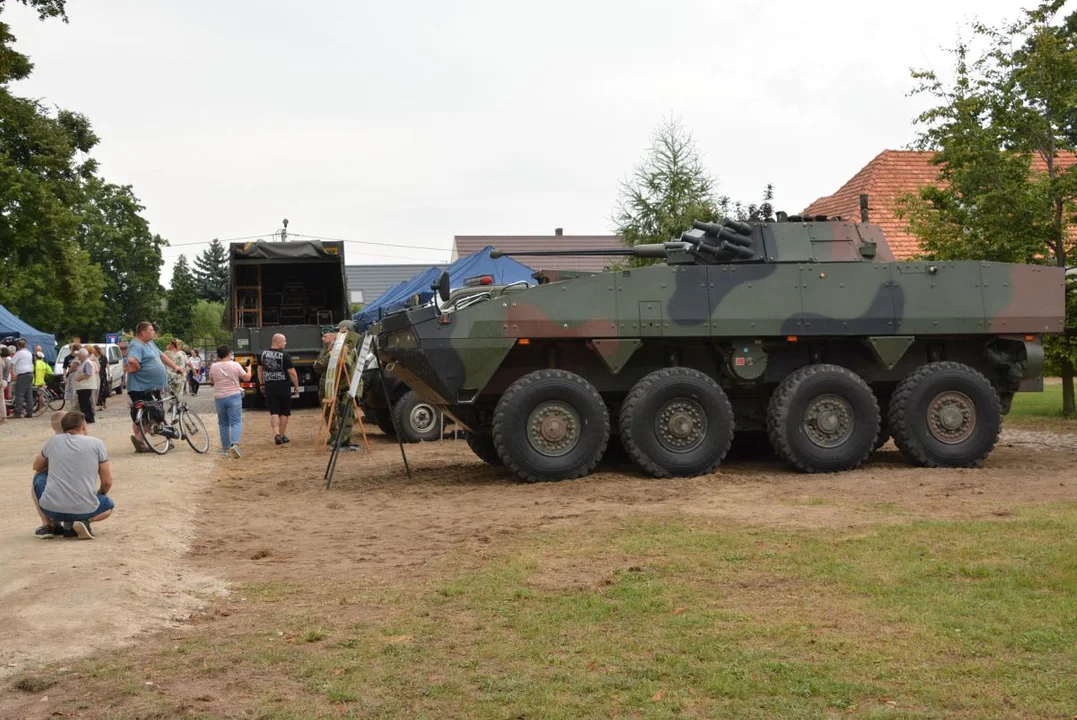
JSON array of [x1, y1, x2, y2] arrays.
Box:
[[376, 217, 1066, 482]]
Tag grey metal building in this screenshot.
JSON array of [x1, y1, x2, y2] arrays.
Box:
[[345, 263, 447, 307]]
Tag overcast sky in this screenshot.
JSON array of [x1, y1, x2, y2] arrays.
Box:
[[6, 0, 1063, 282]]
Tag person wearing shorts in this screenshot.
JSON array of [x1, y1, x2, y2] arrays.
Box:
[[259, 333, 299, 446], [125, 321, 183, 453], [32, 410, 114, 540]]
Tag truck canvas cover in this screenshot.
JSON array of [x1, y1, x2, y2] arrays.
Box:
[[231, 240, 342, 263]]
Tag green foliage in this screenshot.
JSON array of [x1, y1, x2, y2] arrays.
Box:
[[75, 178, 166, 335], [0, 7, 167, 342], [613, 115, 775, 267], [189, 299, 230, 347], [901, 0, 1077, 415], [192, 238, 229, 303], [165, 256, 198, 340]]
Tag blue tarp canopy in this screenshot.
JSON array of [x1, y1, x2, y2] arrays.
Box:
[[353, 246, 535, 332], [0, 304, 56, 362]]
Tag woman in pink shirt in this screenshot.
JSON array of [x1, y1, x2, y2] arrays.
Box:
[[208, 345, 251, 457]]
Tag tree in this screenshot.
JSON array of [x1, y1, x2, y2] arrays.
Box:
[[0, 3, 168, 341], [189, 299, 230, 347], [613, 116, 719, 264], [165, 255, 198, 341], [613, 116, 776, 266], [900, 0, 1077, 416], [75, 178, 167, 335], [192, 238, 229, 302]]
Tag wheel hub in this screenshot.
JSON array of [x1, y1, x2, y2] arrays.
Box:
[[527, 401, 580, 457], [654, 399, 706, 453], [927, 391, 976, 444], [409, 403, 436, 432], [803, 394, 853, 449]]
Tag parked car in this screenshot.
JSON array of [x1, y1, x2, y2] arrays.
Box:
[[53, 343, 124, 394]]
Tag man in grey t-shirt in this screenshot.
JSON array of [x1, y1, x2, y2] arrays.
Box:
[[32, 410, 115, 540]]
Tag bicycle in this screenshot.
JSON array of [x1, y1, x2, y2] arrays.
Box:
[[133, 388, 210, 455], [4, 385, 50, 418]]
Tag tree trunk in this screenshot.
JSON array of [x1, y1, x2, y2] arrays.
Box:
[[1062, 360, 1075, 418]]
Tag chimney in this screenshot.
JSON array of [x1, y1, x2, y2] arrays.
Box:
[[554, 227, 563, 236]]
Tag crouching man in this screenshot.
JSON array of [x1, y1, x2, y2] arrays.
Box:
[[32, 410, 114, 540]]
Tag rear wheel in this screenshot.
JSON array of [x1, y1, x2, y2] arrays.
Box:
[[392, 390, 442, 442], [31, 388, 48, 417], [888, 361, 1001, 468], [137, 408, 173, 455], [180, 407, 210, 454], [493, 369, 609, 482], [619, 367, 735, 478], [767, 364, 879, 473], [47, 387, 64, 411]]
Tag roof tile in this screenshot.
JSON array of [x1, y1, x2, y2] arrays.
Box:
[[804, 149, 1077, 259]]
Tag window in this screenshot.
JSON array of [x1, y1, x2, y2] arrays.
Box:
[[349, 291, 364, 304]]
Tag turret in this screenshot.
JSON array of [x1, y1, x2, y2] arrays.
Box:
[[489, 217, 895, 267]]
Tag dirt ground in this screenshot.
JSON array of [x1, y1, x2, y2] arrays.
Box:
[[2, 397, 1076, 686]]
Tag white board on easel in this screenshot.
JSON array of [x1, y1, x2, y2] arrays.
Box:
[[323, 331, 347, 398]]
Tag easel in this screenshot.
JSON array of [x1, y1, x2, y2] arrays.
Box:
[[316, 334, 371, 454], [325, 334, 412, 489]]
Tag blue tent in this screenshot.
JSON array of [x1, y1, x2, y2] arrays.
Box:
[[354, 246, 535, 331], [0, 304, 57, 362]]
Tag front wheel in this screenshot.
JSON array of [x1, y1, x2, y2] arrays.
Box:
[[493, 369, 609, 482], [619, 367, 735, 478], [47, 388, 65, 411], [180, 407, 210, 454], [392, 390, 442, 443]]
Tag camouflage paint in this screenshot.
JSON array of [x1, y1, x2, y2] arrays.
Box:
[[377, 219, 1067, 405]]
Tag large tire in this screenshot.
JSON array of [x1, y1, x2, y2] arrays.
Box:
[[888, 361, 1001, 468], [371, 410, 396, 437], [492, 369, 609, 482], [619, 367, 734, 478], [465, 432, 503, 466], [392, 390, 442, 443], [767, 364, 879, 473]]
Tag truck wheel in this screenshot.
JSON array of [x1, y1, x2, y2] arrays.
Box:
[[888, 361, 1001, 468], [493, 369, 609, 482], [767, 364, 879, 473], [392, 390, 442, 443], [619, 367, 734, 478], [872, 421, 891, 452], [465, 432, 503, 466]]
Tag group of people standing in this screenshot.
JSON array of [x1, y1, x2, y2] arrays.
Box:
[[1, 339, 51, 422], [61, 342, 111, 423]]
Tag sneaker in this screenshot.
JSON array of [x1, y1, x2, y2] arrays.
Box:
[[130, 435, 148, 453], [281, 435, 291, 444], [228, 445, 242, 458], [72, 520, 95, 539], [34, 525, 58, 539], [274, 435, 283, 446]]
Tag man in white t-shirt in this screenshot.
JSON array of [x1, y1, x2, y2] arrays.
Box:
[[11, 339, 34, 418], [32, 410, 115, 539]]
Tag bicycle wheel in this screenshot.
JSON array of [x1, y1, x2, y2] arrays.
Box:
[[31, 388, 48, 417], [137, 408, 173, 455], [180, 407, 210, 454], [47, 388, 65, 411]]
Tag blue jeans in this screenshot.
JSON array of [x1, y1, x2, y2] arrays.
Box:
[[215, 393, 243, 450], [34, 471, 114, 522]]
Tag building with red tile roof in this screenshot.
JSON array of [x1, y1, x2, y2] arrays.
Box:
[[452, 228, 623, 273], [804, 149, 1077, 260]]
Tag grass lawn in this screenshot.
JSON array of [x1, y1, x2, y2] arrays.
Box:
[[14, 506, 1077, 719], [1007, 382, 1077, 430]]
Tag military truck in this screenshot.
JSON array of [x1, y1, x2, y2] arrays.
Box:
[[375, 217, 1066, 482], [227, 239, 349, 408]]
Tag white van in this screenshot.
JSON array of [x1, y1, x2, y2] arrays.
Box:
[[53, 343, 124, 394]]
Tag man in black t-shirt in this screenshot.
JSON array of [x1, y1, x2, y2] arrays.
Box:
[[258, 333, 300, 445]]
